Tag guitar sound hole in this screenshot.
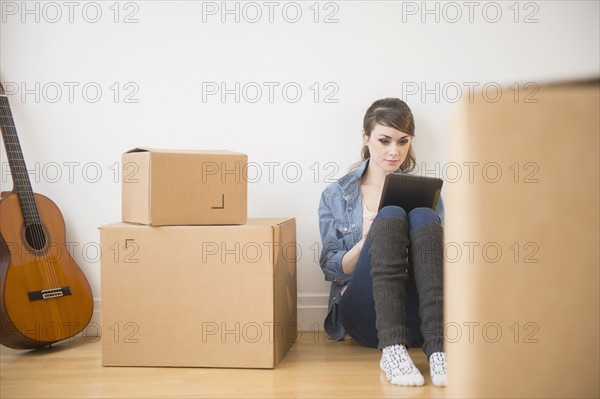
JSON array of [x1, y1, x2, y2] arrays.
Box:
[[25, 223, 47, 250]]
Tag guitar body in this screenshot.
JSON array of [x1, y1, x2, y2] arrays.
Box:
[[0, 192, 93, 349]]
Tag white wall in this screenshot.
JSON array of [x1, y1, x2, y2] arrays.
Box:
[[1, 0, 598, 330]]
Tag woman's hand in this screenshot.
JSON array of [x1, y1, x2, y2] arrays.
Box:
[[342, 236, 367, 275]]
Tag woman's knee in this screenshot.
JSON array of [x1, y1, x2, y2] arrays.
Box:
[[377, 205, 407, 220], [408, 207, 439, 229]]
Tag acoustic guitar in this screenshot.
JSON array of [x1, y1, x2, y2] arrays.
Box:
[[0, 82, 93, 349]]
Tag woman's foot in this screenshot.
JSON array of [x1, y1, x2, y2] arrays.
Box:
[[380, 344, 424, 386], [429, 352, 447, 387]]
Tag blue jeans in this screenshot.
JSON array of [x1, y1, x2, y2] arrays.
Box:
[[337, 206, 439, 349]]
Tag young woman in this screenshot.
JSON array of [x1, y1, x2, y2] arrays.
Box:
[[317, 98, 447, 387]]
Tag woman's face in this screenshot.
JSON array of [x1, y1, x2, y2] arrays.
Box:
[[363, 124, 412, 174]]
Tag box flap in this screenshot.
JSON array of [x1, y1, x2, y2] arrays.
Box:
[[99, 219, 294, 230], [534, 76, 599, 88], [124, 147, 246, 156], [243, 218, 294, 227], [125, 147, 151, 154]]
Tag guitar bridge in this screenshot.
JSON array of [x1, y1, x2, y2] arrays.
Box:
[[28, 287, 72, 302]]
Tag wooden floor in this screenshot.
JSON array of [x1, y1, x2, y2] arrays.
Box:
[[1, 332, 445, 398]]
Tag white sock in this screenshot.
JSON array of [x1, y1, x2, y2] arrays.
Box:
[[429, 352, 447, 387], [380, 344, 425, 386]]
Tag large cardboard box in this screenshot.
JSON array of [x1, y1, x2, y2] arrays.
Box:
[[445, 80, 599, 398], [122, 148, 247, 226], [100, 218, 297, 368]]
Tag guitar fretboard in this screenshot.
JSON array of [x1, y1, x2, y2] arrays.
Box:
[[0, 94, 42, 226]]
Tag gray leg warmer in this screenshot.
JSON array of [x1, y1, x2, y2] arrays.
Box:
[[368, 216, 411, 349], [409, 222, 445, 357]]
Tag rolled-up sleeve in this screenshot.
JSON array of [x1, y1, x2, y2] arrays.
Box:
[[318, 190, 352, 284]]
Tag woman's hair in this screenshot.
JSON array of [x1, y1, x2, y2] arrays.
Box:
[[353, 97, 417, 173]]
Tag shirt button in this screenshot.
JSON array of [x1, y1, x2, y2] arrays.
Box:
[[351, 224, 356, 228]]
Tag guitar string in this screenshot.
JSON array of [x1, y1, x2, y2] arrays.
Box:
[[9, 101, 62, 291], [0, 97, 59, 290], [0, 100, 51, 288], [0, 99, 59, 290]]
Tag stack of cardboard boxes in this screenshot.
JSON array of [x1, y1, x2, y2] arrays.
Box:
[[100, 148, 297, 368]]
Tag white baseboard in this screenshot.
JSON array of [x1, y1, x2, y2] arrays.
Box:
[[92, 298, 101, 326], [297, 293, 328, 331]]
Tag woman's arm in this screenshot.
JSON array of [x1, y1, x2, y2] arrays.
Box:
[[318, 189, 353, 284]]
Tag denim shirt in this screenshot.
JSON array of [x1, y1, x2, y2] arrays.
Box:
[[317, 159, 445, 340]]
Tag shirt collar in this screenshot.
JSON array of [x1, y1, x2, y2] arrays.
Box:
[[338, 159, 369, 198]]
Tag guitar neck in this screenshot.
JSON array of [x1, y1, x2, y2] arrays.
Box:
[[0, 92, 42, 226]]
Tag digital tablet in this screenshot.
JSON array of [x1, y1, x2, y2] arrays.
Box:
[[377, 173, 443, 212]]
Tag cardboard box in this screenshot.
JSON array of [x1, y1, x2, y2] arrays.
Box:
[[445, 80, 599, 398], [122, 148, 247, 226], [100, 218, 297, 368]]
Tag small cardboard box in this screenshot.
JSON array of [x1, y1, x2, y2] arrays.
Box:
[[100, 218, 297, 368], [122, 148, 247, 226], [445, 80, 599, 398]]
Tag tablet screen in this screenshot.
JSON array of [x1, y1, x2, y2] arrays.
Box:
[[377, 173, 443, 212]]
